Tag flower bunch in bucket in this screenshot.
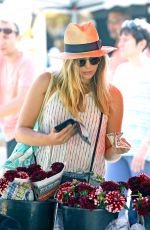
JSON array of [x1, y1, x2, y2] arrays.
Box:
[[0, 162, 64, 201], [56, 178, 128, 213], [127, 173, 150, 216]]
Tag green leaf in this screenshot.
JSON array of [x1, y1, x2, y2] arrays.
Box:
[[124, 205, 129, 210], [96, 176, 105, 184]]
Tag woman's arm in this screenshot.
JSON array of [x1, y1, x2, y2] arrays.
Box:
[[15, 72, 51, 146], [15, 72, 75, 146], [104, 85, 130, 162]]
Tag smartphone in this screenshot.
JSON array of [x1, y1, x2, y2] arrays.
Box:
[[55, 119, 76, 132]]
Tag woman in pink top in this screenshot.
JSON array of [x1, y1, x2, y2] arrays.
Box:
[[0, 18, 36, 158]]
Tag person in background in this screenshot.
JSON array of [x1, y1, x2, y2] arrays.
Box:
[[107, 7, 131, 79], [47, 36, 63, 72], [144, 40, 150, 57], [14, 21, 130, 230], [105, 18, 150, 225], [0, 17, 36, 158]]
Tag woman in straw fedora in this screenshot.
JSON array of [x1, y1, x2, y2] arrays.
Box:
[[13, 21, 130, 229]]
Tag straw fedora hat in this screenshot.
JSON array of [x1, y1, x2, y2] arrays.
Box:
[[50, 21, 116, 59]]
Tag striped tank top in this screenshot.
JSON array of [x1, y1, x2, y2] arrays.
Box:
[[35, 91, 108, 177]]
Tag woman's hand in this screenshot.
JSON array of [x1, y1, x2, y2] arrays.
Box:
[[113, 137, 131, 154], [105, 137, 131, 162], [47, 124, 77, 145], [15, 73, 77, 147]]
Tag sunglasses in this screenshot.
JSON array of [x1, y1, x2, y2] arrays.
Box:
[[0, 28, 17, 35], [78, 57, 101, 67]]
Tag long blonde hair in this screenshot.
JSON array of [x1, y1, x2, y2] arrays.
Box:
[[50, 56, 110, 119]]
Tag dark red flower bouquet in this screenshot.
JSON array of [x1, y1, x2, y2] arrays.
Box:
[[57, 178, 128, 213], [0, 162, 64, 201], [127, 173, 150, 216]]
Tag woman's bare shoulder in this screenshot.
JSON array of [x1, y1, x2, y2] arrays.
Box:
[[109, 84, 123, 105], [109, 84, 122, 97], [108, 84, 123, 119]]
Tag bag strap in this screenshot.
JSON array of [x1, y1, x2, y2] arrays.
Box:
[[37, 74, 52, 124], [87, 112, 103, 182], [33, 74, 52, 164]]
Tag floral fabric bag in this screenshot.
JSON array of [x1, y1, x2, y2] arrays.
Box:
[[0, 143, 38, 171]]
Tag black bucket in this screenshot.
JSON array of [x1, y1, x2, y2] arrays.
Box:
[[0, 213, 21, 230], [0, 199, 57, 230], [62, 206, 118, 230], [144, 213, 150, 230]]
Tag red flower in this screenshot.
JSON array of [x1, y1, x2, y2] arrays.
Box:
[[75, 182, 94, 193], [57, 187, 74, 202], [0, 178, 9, 194], [133, 197, 150, 216], [104, 191, 126, 213], [47, 170, 56, 178], [139, 173, 150, 182], [3, 170, 19, 182], [67, 196, 79, 207], [139, 181, 150, 197], [51, 162, 64, 173], [15, 172, 29, 179], [59, 181, 73, 190], [101, 181, 120, 193], [30, 170, 47, 182], [128, 173, 150, 196], [128, 176, 141, 194], [79, 196, 95, 209], [16, 167, 28, 173], [27, 164, 41, 176]]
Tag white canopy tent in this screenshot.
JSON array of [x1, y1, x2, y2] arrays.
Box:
[[2, 0, 150, 19], [32, 0, 150, 23], [34, 0, 150, 11]]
